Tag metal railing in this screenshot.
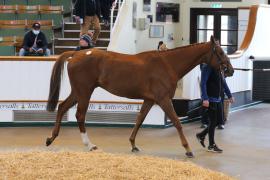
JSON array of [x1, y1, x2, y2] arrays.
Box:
[[110, 0, 125, 39]]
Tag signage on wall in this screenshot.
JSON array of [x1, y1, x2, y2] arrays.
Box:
[[156, 3, 180, 23], [0, 102, 141, 112], [143, 0, 151, 12], [211, 3, 222, 8]]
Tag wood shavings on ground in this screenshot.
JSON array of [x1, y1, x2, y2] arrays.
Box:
[[0, 151, 235, 180]]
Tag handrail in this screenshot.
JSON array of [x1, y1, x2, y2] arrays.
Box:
[[238, 6, 258, 52], [228, 5, 258, 59], [110, 0, 125, 39]]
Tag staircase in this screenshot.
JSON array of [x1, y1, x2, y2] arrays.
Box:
[[54, 23, 110, 54], [54, 3, 121, 55]]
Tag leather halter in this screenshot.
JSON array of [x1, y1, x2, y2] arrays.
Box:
[[209, 46, 222, 65], [207, 45, 226, 71]]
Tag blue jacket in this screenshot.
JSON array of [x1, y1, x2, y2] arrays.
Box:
[[201, 64, 232, 102]]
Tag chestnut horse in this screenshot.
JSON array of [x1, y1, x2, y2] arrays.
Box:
[[46, 36, 234, 158]]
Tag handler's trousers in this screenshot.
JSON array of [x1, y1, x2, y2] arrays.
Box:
[[197, 102, 222, 146]]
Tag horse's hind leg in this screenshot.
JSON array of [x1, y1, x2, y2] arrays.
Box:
[[75, 90, 97, 151], [46, 93, 77, 146], [129, 100, 154, 152], [158, 98, 194, 158]]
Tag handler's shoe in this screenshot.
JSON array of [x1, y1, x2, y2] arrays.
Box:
[[196, 133, 205, 148], [208, 144, 223, 153], [200, 124, 208, 128], [217, 125, 225, 130]]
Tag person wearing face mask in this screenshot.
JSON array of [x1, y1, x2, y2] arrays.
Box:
[[19, 22, 51, 56]]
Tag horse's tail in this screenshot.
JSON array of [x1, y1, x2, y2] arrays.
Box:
[[47, 51, 75, 112]]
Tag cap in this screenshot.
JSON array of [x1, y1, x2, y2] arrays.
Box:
[[80, 34, 92, 46], [32, 22, 41, 29]]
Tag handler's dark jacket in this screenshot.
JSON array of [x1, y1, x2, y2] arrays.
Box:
[[201, 64, 232, 102], [22, 30, 48, 52], [74, 0, 101, 18]]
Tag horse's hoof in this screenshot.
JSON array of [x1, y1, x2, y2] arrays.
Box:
[[46, 138, 52, 146], [89, 146, 98, 151], [185, 152, 194, 158], [131, 147, 140, 152]]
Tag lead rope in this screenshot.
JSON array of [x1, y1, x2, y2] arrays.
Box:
[[234, 68, 270, 71]]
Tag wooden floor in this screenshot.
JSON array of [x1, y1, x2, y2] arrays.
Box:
[[1, 103, 270, 180]]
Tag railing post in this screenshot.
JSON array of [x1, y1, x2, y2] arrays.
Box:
[[110, 0, 125, 40]]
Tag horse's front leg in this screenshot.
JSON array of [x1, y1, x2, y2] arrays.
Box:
[[158, 98, 194, 158], [46, 94, 76, 146], [129, 100, 154, 152]]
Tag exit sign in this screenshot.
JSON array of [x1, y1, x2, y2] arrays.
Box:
[[211, 3, 222, 8]]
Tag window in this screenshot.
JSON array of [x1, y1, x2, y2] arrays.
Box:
[[190, 8, 238, 54]]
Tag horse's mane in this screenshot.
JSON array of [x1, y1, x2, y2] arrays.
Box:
[[138, 42, 210, 55]]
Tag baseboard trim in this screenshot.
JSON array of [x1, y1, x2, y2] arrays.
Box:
[[230, 101, 262, 112], [0, 121, 166, 129]]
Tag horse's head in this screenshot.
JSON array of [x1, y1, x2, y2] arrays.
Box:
[[206, 36, 234, 77]]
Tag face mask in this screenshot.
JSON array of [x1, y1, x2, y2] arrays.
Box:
[[33, 30, 40, 35]]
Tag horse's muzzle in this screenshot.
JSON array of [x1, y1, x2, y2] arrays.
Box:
[[224, 68, 234, 77]]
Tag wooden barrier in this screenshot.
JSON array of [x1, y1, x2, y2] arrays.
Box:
[[0, 55, 58, 61]]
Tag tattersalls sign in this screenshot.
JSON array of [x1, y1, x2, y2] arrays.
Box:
[[0, 103, 19, 110], [0, 102, 141, 112]]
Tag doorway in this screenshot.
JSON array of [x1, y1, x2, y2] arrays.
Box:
[[190, 8, 238, 54]]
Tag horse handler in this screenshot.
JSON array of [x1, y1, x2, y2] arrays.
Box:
[[196, 64, 233, 153]]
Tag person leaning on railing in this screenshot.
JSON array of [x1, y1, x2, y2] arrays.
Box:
[[19, 22, 51, 56]]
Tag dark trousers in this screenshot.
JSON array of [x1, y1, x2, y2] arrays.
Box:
[[201, 108, 209, 125], [201, 100, 225, 126], [218, 100, 225, 125], [198, 102, 222, 146], [100, 0, 111, 21]]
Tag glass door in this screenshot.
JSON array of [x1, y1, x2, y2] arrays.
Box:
[[220, 15, 238, 54], [197, 15, 214, 43], [190, 8, 238, 54]]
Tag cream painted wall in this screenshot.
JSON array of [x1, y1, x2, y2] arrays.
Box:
[[109, 0, 182, 53], [109, 0, 268, 53], [134, 0, 181, 53]]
